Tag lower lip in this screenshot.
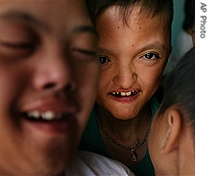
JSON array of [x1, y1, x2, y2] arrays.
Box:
[[24, 115, 75, 135], [111, 93, 139, 103]]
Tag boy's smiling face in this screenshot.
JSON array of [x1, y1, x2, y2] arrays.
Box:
[[96, 5, 171, 119], [0, 0, 99, 174]]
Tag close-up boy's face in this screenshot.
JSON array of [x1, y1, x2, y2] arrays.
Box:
[[96, 5, 171, 119], [0, 0, 99, 175]]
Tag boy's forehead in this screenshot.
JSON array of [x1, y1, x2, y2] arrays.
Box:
[[0, 0, 97, 40], [0, 0, 85, 13], [111, 5, 166, 24], [107, 5, 167, 30], [101, 3, 171, 33]]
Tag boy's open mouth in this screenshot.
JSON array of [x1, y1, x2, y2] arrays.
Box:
[[23, 110, 70, 122], [110, 90, 139, 97]]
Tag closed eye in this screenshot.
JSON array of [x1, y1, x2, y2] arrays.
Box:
[[1, 42, 35, 50], [71, 47, 98, 63], [73, 48, 97, 57], [0, 41, 36, 59]]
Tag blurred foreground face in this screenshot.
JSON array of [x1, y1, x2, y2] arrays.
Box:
[[0, 0, 99, 175]]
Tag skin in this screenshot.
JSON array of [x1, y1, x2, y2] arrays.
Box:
[[148, 107, 195, 175], [95, 5, 171, 165], [0, 0, 99, 175], [97, 5, 170, 120]]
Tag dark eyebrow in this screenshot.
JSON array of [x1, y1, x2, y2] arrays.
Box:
[[0, 10, 50, 31]]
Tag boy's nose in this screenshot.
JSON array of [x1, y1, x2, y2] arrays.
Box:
[[32, 51, 76, 93], [113, 63, 137, 89]]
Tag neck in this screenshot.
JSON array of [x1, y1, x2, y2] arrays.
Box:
[[178, 129, 195, 175], [96, 103, 152, 141]]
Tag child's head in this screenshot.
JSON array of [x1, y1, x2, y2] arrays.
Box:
[[93, 0, 173, 119], [0, 0, 99, 175], [148, 47, 195, 175], [156, 47, 195, 127]]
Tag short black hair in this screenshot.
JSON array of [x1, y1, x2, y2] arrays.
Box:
[[183, 0, 195, 32], [159, 47, 195, 135]]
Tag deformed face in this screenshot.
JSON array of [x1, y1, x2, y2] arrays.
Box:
[[0, 0, 99, 175], [96, 5, 171, 119]]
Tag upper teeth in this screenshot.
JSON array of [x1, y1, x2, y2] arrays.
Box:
[[112, 91, 137, 96], [27, 111, 63, 121]]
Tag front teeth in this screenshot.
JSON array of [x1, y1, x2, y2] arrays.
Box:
[[112, 91, 137, 97], [27, 111, 63, 121], [121, 92, 131, 96], [28, 111, 40, 119]]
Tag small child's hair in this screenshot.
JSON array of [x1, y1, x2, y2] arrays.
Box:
[[159, 47, 195, 135]]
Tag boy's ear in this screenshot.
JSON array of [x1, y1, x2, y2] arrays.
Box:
[[161, 107, 182, 154]]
